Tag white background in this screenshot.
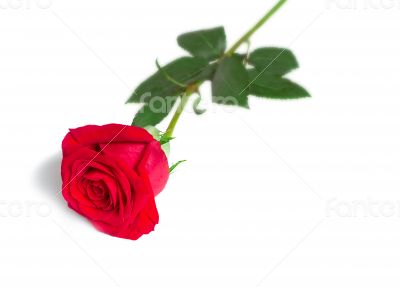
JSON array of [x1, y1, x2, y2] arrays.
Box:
[[1, 0, 400, 286]]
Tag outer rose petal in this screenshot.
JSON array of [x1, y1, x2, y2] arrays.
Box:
[[99, 142, 146, 169], [92, 193, 159, 240], [62, 124, 153, 157], [138, 141, 169, 196]]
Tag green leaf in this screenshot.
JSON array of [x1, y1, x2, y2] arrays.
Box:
[[169, 160, 187, 173], [177, 27, 226, 61], [192, 94, 206, 115], [212, 56, 249, 108], [159, 134, 175, 145], [248, 48, 299, 75], [155, 59, 186, 88], [144, 126, 175, 145], [131, 97, 177, 127], [127, 57, 212, 104], [144, 126, 162, 139], [248, 69, 310, 100]]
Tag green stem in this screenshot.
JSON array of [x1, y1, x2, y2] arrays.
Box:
[[164, 91, 192, 138], [225, 0, 287, 56], [164, 0, 287, 137]]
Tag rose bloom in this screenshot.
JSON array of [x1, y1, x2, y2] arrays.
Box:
[[61, 124, 169, 240]]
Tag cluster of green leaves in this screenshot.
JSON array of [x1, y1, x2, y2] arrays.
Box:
[[127, 26, 310, 127]]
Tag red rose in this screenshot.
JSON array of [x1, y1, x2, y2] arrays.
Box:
[[61, 124, 169, 240]]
